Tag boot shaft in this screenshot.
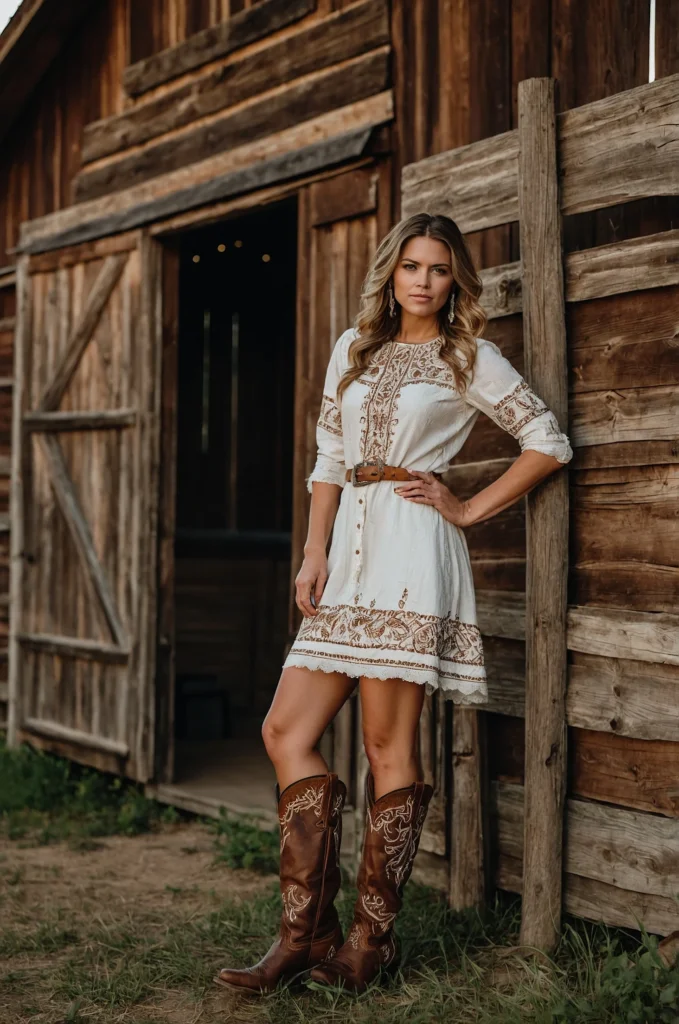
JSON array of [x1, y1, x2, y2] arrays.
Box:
[[276, 773, 346, 945]]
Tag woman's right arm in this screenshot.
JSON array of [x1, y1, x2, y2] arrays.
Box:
[[295, 482, 342, 618], [295, 329, 353, 618]]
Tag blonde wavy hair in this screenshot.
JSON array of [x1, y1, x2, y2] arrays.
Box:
[[336, 213, 487, 399]]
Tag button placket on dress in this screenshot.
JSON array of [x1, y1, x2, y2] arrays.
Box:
[[351, 489, 368, 584]]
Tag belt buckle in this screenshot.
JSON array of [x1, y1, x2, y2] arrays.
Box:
[[351, 458, 384, 486]]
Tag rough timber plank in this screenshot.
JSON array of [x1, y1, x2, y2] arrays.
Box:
[[568, 653, 679, 742], [84, 1, 389, 162], [19, 96, 393, 254], [123, 0, 316, 97], [568, 606, 679, 666], [518, 77, 569, 952], [449, 707, 487, 909], [38, 254, 127, 410], [75, 49, 390, 202], [559, 72, 679, 215], [480, 230, 679, 321], [401, 129, 519, 232], [570, 385, 679, 447], [494, 782, 679, 935]]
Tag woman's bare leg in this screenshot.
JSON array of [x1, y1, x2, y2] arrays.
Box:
[[262, 666, 356, 791], [359, 676, 426, 799]]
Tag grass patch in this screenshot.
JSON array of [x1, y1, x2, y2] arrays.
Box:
[[210, 809, 280, 874], [0, 735, 180, 846], [41, 884, 679, 1023]]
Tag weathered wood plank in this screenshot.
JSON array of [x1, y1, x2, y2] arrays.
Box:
[[0, 317, 15, 333], [27, 233, 139, 274], [401, 129, 519, 232], [7, 255, 28, 746], [0, 267, 16, 290], [123, 0, 316, 97], [518, 77, 569, 952], [479, 230, 679, 322], [568, 605, 679, 666], [22, 716, 129, 757], [572, 440, 679, 470], [309, 165, 378, 226], [567, 229, 679, 302], [20, 101, 393, 255], [560, 72, 679, 216], [475, 588, 525, 641], [38, 254, 127, 411], [84, 0, 389, 163], [570, 385, 679, 447], [24, 409, 137, 431], [569, 286, 679, 394], [496, 780, 679, 902], [479, 262, 522, 320], [450, 707, 487, 909], [571, 728, 679, 818], [75, 49, 390, 202], [495, 830, 679, 935], [17, 632, 129, 664], [568, 652, 679, 741], [36, 435, 127, 647]]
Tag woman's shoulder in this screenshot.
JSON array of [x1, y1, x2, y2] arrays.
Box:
[[333, 326, 360, 364]]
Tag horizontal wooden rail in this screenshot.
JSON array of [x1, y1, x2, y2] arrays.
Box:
[[24, 408, 137, 431], [17, 632, 130, 664], [403, 72, 679, 229], [22, 717, 129, 758], [0, 316, 15, 332], [476, 591, 679, 667], [480, 228, 679, 320], [493, 781, 679, 935]]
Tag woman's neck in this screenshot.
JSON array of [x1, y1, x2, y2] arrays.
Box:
[[396, 313, 440, 343]]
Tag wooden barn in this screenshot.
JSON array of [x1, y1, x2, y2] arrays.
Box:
[[1, 0, 678, 949]]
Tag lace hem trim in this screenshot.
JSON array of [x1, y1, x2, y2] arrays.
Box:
[[284, 652, 489, 704]]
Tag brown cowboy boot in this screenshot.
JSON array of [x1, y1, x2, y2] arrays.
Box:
[[214, 772, 346, 994], [310, 771, 433, 994]]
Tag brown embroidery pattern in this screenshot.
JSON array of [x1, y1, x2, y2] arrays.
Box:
[[492, 380, 548, 437], [358, 340, 457, 462], [289, 648, 487, 685], [296, 602, 483, 666], [318, 393, 342, 436]]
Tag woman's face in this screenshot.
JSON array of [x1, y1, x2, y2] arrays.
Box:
[[391, 235, 454, 320]]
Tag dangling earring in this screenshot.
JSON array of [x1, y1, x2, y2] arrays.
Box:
[[388, 282, 396, 318], [448, 287, 456, 324]]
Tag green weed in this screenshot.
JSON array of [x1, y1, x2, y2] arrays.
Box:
[[210, 808, 280, 874], [0, 735, 181, 846]]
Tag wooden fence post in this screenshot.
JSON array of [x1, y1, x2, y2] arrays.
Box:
[[449, 706, 487, 909], [517, 77, 569, 952]]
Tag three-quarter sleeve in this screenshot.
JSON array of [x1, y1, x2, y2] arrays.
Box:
[[464, 338, 573, 463], [306, 329, 353, 492]]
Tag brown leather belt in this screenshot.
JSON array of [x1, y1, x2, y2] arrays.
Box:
[[346, 460, 416, 486]]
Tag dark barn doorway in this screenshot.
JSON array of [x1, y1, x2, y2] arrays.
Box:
[[172, 198, 297, 812]]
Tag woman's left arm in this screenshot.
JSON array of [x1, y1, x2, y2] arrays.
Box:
[[395, 338, 573, 526]]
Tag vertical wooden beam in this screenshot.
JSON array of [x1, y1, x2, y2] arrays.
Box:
[[7, 255, 29, 747], [517, 77, 569, 952], [449, 706, 487, 909]]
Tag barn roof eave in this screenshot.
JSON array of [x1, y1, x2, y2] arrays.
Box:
[[0, 0, 92, 145]]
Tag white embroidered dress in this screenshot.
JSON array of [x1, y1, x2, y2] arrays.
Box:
[[284, 328, 573, 704]]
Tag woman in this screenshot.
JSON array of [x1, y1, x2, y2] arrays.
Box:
[[215, 213, 572, 995]]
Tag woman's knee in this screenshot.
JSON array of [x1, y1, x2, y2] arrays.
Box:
[[261, 715, 309, 763], [363, 732, 415, 775]]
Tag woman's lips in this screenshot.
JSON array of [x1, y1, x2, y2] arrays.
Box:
[[410, 295, 432, 302]]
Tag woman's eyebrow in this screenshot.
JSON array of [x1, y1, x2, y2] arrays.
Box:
[[401, 258, 451, 268]]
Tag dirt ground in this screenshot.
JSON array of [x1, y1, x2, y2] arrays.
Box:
[[0, 821, 277, 1024]]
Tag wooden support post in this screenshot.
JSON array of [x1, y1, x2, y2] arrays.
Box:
[[517, 78, 569, 952], [449, 707, 487, 909]]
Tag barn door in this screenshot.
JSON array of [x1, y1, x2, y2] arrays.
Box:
[[8, 231, 162, 782]]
